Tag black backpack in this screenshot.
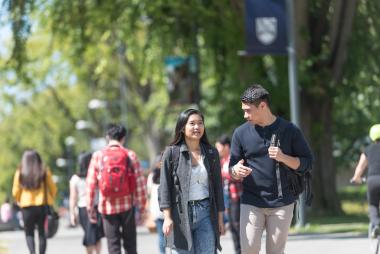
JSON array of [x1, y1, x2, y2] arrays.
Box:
[[274, 124, 313, 206], [287, 165, 313, 206]]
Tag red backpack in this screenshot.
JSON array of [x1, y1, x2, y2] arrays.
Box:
[[98, 145, 136, 198]]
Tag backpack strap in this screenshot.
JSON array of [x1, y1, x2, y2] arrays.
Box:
[[169, 145, 182, 213], [125, 152, 135, 204], [272, 122, 289, 199], [169, 145, 180, 176], [43, 172, 48, 206], [126, 153, 134, 174]]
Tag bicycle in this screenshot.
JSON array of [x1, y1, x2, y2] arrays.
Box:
[[350, 177, 380, 254], [369, 225, 380, 254]]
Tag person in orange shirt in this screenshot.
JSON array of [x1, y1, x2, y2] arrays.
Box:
[[12, 149, 57, 254]]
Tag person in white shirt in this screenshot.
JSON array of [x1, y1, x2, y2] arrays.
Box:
[[147, 155, 165, 254], [69, 152, 103, 254]]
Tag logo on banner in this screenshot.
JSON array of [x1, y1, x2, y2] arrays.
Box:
[[255, 17, 277, 45]]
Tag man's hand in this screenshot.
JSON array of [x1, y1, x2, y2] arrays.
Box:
[[350, 176, 363, 185], [136, 208, 145, 226], [268, 146, 284, 162], [231, 159, 252, 180], [87, 208, 97, 224]]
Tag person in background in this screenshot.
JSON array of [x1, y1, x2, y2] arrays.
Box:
[[229, 84, 313, 254], [351, 124, 380, 238], [87, 123, 147, 254], [12, 149, 57, 254], [146, 154, 165, 254], [159, 108, 225, 254], [215, 135, 242, 254], [69, 151, 103, 254]]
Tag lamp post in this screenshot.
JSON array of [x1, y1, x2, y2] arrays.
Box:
[[75, 120, 93, 131], [75, 99, 108, 152], [88, 98, 108, 135], [88, 99, 107, 110], [64, 136, 76, 180]]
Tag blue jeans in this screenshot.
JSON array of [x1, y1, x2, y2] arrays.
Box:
[[173, 199, 215, 254], [155, 218, 165, 254]]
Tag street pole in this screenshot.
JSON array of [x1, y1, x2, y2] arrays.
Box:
[[286, 0, 305, 227], [118, 43, 128, 138]]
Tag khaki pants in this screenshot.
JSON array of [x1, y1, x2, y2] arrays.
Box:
[[240, 203, 294, 254]]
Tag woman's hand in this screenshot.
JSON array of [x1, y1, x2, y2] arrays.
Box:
[[218, 221, 225, 235], [218, 212, 225, 235], [162, 217, 173, 236], [69, 213, 76, 226]]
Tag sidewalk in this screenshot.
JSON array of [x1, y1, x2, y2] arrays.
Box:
[[0, 217, 370, 254]]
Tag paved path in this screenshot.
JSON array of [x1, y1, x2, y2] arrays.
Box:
[[0, 219, 373, 254]]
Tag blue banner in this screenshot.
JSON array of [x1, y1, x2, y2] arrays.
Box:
[[244, 0, 287, 55]]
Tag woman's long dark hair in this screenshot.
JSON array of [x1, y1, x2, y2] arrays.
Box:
[[170, 108, 210, 146], [19, 149, 46, 189], [77, 151, 93, 178]]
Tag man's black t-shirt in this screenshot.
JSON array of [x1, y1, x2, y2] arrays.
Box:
[[365, 143, 380, 176], [229, 117, 313, 208]]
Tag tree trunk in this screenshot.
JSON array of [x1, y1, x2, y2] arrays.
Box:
[[301, 91, 342, 214], [295, 1, 356, 214], [143, 121, 166, 166]]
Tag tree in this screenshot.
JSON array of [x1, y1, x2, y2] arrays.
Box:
[[3, 0, 380, 215], [293, 0, 380, 213]]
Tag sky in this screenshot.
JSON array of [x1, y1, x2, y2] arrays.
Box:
[[0, 9, 11, 58]]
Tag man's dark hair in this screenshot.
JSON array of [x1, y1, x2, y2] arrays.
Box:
[[240, 84, 270, 107], [106, 123, 127, 141], [217, 134, 230, 147]]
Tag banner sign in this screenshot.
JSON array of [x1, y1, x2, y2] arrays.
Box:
[[244, 0, 287, 55]]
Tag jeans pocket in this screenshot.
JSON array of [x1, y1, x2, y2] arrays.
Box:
[[198, 200, 210, 211]]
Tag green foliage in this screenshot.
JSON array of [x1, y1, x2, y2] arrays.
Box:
[[291, 185, 368, 234], [333, 1, 380, 171], [0, 0, 248, 200], [1, 0, 380, 214]]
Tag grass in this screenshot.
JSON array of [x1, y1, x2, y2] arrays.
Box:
[[290, 185, 369, 235]]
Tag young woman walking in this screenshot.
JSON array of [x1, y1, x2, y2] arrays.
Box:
[[69, 151, 104, 254], [159, 108, 225, 254], [12, 149, 57, 254]]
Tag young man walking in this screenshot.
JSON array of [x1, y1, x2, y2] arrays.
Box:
[[229, 85, 312, 254], [87, 123, 147, 254], [216, 135, 242, 254]]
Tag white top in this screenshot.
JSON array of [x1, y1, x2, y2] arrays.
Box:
[[189, 157, 209, 201], [69, 174, 87, 208], [147, 172, 164, 220]]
